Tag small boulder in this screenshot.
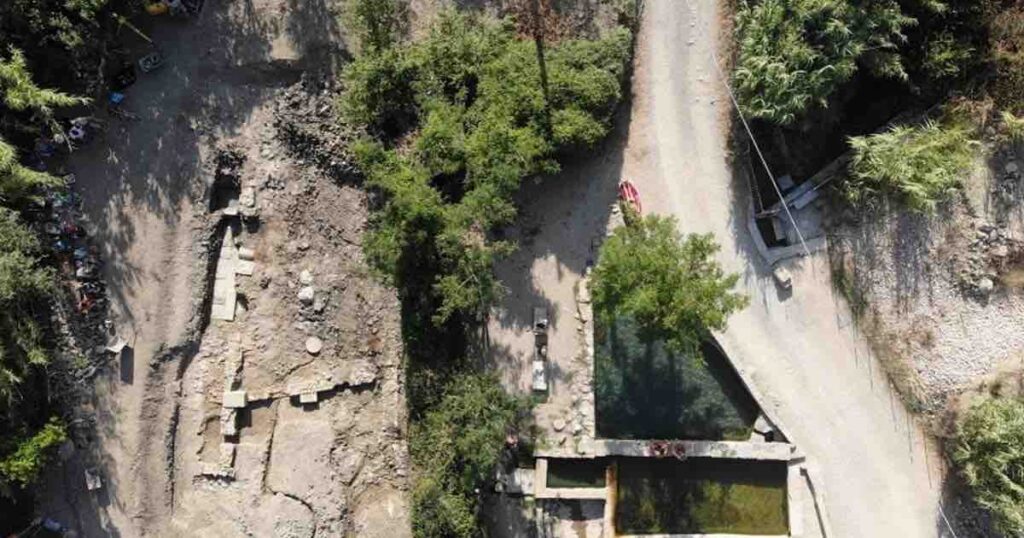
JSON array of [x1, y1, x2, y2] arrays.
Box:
[[305, 336, 323, 355], [299, 270, 313, 285], [298, 286, 315, 305], [978, 278, 995, 294]]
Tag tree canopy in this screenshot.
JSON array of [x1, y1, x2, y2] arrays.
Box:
[[733, 0, 915, 125], [591, 214, 748, 353], [343, 10, 631, 326]]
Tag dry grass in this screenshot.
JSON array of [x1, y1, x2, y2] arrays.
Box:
[[863, 313, 929, 413], [828, 246, 929, 412]]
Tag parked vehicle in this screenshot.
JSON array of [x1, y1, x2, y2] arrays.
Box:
[[618, 179, 642, 215]]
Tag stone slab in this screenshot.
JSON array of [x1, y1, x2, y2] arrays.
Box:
[[223, 390, 247, 409], [536, 439, 796, 461]]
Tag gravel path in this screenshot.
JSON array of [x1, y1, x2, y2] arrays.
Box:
[[628, 1, 948, 536]]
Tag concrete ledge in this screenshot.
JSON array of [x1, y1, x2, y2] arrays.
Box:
[[618, 534, 788, 538], [801, 463, 834, 538], [533, 458, 609, 501], [593, 439, 796, 461]]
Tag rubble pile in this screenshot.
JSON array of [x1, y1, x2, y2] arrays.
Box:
[[956, 155, 1024, 297], [272, 76, 358, 185], [956, 220, 1023, 296]]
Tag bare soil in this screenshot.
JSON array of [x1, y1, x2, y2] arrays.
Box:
[[35, 2, 410, 536]]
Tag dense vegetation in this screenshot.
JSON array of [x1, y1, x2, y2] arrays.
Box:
[[734, 0, 913, 125], [0, 58, 71, 506], [341, 1, 635, 535], [953, 395, 1024, 536], [409, 374, 530, 537], [345, 10, 631, 327], [733, 0, 996, 211], [847, 118, 978, 212]]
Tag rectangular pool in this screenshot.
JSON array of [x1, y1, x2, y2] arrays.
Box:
[[615, 457, 788, 535]]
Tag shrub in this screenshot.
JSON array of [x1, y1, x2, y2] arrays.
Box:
[[846, 120, 978, 212], [0, 417, 67, 487], [345, 0, 405, 54], [953, 395, 1024, 536], [409, 374, 529, 537], [1001, 110, 1024, 142], [411, 474, 476, 538], [921, 32, 975, 80], [340, 48, 418, 137]]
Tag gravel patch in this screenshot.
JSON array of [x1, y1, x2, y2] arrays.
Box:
[[829, 195, 1024, 412]]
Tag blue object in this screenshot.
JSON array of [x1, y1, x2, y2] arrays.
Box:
[[42, 518, 64, 531], [109, 92, 126, 105]]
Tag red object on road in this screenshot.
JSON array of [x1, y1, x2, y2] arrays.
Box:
[[618, 179, 642, 215]]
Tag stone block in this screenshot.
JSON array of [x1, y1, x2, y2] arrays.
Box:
[[223, 390, 248, 409]]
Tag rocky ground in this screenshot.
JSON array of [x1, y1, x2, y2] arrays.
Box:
[[164, 80, 410, 537], [35, 2, 411, 536], [828, 141, 1024, 416]]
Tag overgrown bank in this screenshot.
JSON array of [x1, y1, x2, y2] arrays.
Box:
[[339, 1, 638, 535]]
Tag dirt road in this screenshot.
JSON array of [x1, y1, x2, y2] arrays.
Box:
[[628, 0, 947, 536]]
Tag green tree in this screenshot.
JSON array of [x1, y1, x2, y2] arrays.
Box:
[[409, 374, 529, 537], [0, 208, 54, 404], [345, 0, 405, 54], [733, 0, 915, 124], [0, 48, 86, 119], [343, 10, 631, 325], [846, 119, 978, 212], [0, 137, 58, 204], [953, 395, 1024, 536], [590, 214, 748, 353]]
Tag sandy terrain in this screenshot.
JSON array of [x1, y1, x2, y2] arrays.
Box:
[[37, 2, 410, 536]]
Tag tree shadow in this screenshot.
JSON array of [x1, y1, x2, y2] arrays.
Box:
[[486, 93, 630, 381], [594, 315, 760, 440]]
